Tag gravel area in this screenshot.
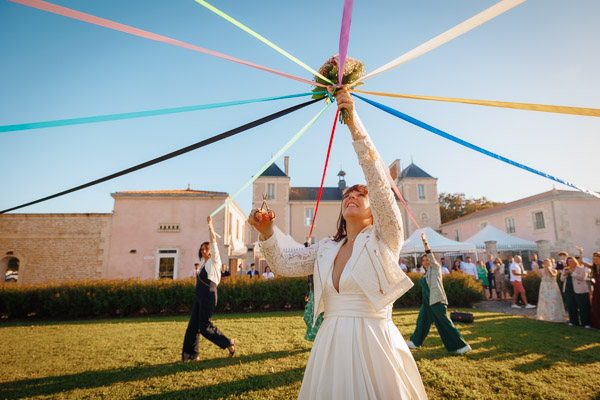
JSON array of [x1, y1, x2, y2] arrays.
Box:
[[468, 299, 538, 319]]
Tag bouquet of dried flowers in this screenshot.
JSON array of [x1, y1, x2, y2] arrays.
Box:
[[312, 55, 364, 123]]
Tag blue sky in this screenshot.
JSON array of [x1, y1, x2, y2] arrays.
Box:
[[1, 0, 598, 215]]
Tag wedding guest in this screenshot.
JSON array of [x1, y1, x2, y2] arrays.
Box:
[[220, 264, 231, 278], [561, 256, 591, 328], [262, 265, 275, 279], [476, 260, 489, 298], [248, 263, 260, 278], [451, 259, 462, 274], [398, 258, 408, 273], [413, 264, 426, 274], [510, 255, 536, 309], [461, 256, 478, 279], [556, 251, 568, 293], [494, 257, 508, 300], [182, 216, 235, 362], [529, 253, 541, 271], [190, 263, 201, 278], [406, 234, 471, 354], [586, 251, 600, 329], [536, 259, 566, 323], [485, 254, 496, 299]]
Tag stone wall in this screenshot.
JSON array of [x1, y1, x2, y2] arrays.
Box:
[[0, 214, 112, 284]]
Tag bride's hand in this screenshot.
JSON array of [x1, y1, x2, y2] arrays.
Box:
[[248, 208, 275, 240]]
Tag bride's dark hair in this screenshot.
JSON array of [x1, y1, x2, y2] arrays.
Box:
[[332, 184, 370, 242]]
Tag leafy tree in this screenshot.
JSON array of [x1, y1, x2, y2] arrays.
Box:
[[439, 193, 504, 224]]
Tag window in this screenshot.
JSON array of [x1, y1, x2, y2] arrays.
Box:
[[266, 183, 275, 200], [305, 208, 315, 227], [157, 249, 178, 279], [158, 223, 180, 232], [454, 230, 460, 241], [506, 217, 515, 234], [534, 212, 545, 230], [236, 220, 240, 240], [417, 184, 425, 199]]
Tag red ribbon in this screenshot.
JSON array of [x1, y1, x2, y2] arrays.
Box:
[[307, 109, 340, 242]]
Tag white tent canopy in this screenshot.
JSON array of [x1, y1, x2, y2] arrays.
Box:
[[253, 225, 304, 257], [400, 227, 476, 255], [464, 225, 537, 251]]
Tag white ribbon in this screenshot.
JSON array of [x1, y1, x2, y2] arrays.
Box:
[[355, 0, 526, 84]]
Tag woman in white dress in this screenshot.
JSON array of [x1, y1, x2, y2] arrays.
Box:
[[536, 258, 567, 323], [249, 87, 427, 399]]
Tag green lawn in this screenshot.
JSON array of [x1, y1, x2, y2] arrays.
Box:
[[0, 309, 598, 399]]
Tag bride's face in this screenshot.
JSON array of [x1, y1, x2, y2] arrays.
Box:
[[341, 189, 371, 221]]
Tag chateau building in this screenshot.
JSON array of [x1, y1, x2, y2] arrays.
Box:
[[250, 157, 442, 248]]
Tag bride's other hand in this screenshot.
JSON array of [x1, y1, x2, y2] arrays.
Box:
[[248, 208, 274, 240]]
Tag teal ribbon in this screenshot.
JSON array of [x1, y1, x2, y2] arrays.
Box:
[[0, 92, 325, 133]]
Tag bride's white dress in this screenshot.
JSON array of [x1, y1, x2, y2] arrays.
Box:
[[298, 261, 428, 399]]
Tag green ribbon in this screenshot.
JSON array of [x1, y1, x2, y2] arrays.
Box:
[[194, 0, 335, 85]]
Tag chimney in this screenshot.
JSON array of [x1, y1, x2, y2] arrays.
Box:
[[284, 156, 289, 176]]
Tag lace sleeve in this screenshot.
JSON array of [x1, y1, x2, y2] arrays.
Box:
[[353, 136, 403, 256], [259, 233, 317, 277]]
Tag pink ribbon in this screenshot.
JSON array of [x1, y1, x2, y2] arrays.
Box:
[[337, 0, 354, 86], [9, 0, 327, 88]]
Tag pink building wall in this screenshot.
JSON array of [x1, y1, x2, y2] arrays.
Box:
[[106, 191, 244, 280], [441, 190, 600, 257]]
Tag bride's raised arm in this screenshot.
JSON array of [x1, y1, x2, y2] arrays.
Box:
[[336, 88, 404, 256]]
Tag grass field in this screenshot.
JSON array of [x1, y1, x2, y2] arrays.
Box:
[[1, 309, 599, 399]]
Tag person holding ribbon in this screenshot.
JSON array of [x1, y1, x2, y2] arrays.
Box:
[[181, 216, 235, 362], [249, 87, 427, 399], [406, 234, 471, 354]]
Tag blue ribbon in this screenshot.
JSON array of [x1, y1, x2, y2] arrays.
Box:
[[353, 93, 599, 199], [0, 92, 325, 133]]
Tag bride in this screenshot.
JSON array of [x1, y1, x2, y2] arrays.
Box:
[[249, 87, 427, 399]]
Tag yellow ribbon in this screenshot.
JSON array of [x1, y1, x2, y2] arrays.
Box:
[[352, 90, 600, 117], [195, 0, 334, 85]]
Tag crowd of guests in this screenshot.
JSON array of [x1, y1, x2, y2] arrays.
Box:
[[400, 248, 600, 330]]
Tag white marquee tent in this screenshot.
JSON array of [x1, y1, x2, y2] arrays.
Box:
[[400, 227, 476, 255], [464, 225, 537, 251]]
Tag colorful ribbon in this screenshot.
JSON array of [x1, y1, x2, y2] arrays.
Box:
[[337, 0, 354, 86], [354, 0, 526, 84], [194, 0, 334, 86], [0, 98, 321, 214], [0, 92, 325, 133], [353, 90, 600, 117], [307, 109, 340, 242], [8, 0, 327, 88], [211, 102, 333, 217], [353, 94, 600, 199]]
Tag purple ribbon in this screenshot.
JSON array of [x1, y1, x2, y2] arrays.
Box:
[[338, 0, 354, 85]]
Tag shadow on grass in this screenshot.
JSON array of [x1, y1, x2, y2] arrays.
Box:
[[0, 348, 309, 399], [0, 310, 305, 328], [410, 311, 600, 373], [135, 367, 305, 400]]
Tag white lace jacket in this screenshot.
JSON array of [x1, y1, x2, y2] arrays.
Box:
[[260, 136, 413, 324]]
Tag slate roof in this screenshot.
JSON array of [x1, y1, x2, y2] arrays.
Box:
[[289, 187, 344, 201], [259, 163, 287, 177], [400, 163, 434, 179]]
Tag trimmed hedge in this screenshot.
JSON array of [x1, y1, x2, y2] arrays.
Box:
[[0, 272, 484, 320]]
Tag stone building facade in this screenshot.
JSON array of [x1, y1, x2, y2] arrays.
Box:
[[0, 213, 112, 284]]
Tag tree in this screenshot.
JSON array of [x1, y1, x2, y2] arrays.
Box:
[[439, 193, 504, 224]]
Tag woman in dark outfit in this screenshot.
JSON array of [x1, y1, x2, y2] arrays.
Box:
[[182, 216, 235, 361]]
